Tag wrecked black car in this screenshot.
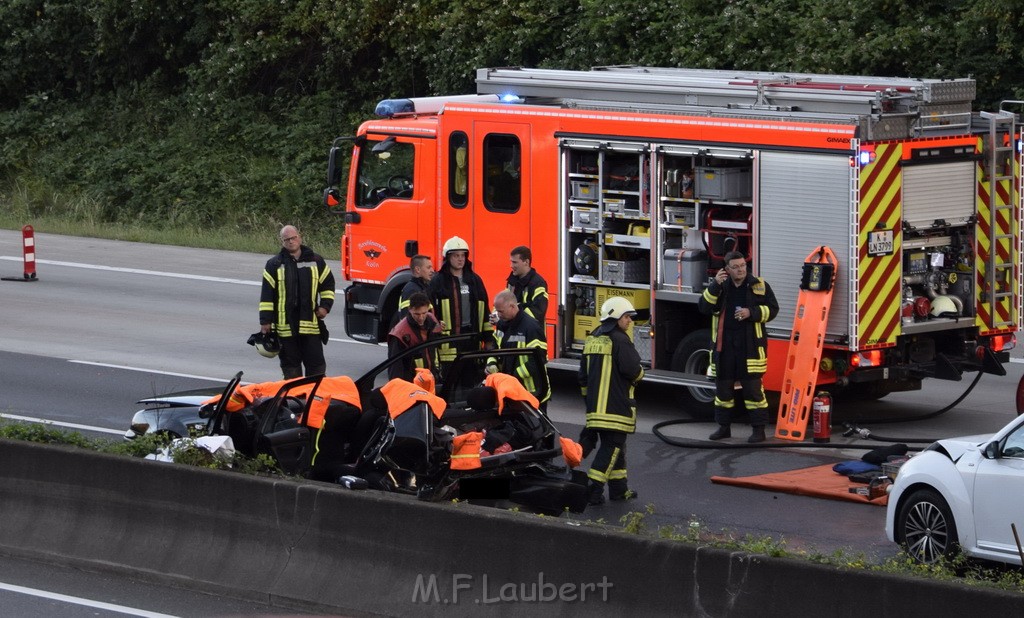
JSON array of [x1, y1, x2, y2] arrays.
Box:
[[129, 334, 588, 515]]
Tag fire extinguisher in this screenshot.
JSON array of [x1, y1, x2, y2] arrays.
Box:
[[812, 391, 832, 443]]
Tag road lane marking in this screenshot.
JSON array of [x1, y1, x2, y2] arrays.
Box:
[[69, 360, 236, 383], [0, 256, 258, 286], [0, 581, 179, 617], [0, 413, 124, 436]]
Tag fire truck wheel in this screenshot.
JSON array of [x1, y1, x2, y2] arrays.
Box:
[[670, 330, 716, 419]]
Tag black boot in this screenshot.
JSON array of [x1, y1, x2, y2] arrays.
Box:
[[709, 424, 731, 440], [588, 482, 605, 506], [747, 425, 766, 443]]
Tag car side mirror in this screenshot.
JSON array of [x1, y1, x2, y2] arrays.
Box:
[[983, 441, 1001, 459]]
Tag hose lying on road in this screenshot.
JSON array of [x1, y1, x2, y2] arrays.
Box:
[[652, 370, 985, 451]]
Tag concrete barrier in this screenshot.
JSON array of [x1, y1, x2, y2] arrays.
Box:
[[1, 438, 1023, 616]]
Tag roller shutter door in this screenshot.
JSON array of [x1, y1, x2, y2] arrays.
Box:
[[903, 161, 975, 231], [758, 152, 853, 342]]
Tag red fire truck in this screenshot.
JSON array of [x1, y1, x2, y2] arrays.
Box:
[[325, 66, 1022, 415]]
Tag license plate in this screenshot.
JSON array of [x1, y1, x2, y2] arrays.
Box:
[[868, 230, 894, 256]]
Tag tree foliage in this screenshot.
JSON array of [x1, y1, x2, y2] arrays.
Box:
[[1, 0, 1023, 234]]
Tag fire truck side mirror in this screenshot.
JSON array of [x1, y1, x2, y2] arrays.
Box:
[[323, 187, 345, 213], [326, 146, 344, 186]]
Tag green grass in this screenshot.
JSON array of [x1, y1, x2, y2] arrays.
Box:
[[0, 176, 343, 260]]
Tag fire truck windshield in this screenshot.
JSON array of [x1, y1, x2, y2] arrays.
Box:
[[355, 138, 415, 207]]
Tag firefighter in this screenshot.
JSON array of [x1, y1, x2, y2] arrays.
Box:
[[578, 296, 644, 505], [428, 235, 489, 371], [393, 254, 435, 327], [259, 225, 335, 379], [504, 245, 549, 324], [387, 292, 443, 381], [486, 290, 551, 411], [698, 250, 779, 443]]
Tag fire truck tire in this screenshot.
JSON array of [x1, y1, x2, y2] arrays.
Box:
[[670, 330, 716, 419]]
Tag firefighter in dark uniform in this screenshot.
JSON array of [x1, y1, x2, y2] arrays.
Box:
[[393, 254, 435, 326], [577, 297, 644, 505], [505, 245, 549, 324], [698, 250, 779, 443], [259, 225, 335, 379], [486, 290, 551, 411], [428, 236, 489, 373]]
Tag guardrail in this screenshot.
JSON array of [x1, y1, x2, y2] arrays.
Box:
[[1, 438, 1021, 616]]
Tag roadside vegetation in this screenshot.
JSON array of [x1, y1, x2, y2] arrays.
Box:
[[3, 1, 1024, 257], [4, 416, 1023, 593]]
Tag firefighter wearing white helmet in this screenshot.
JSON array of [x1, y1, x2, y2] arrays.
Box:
[[428, 235, 490, 370], [442, 235, 470, 256], [577, 295, 644, 505]]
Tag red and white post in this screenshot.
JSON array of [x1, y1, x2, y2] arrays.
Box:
[[21, 225, 37, 280]]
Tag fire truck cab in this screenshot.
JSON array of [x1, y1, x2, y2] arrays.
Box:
[[328, 66, 1023, 416]]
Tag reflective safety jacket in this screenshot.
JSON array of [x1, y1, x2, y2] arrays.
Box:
[[259, 245, 335, 338], [484, 371, 540, 413], [506, 267, 549, 324], [560, 436, 583, 468], [203, 375, 360, 428], [577, 321, 644, 433], [488, 310, 550, 404], [451, 431, 484, 470], [204, 379, 292, 412], [380, 378, 447, 419], [305, 376, 361, 429], [697, 273, 779, 376]]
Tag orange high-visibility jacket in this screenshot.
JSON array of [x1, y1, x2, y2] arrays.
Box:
[[380, 378, 447, 419]]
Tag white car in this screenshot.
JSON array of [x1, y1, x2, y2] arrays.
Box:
[[886, 407, 1024, 565]]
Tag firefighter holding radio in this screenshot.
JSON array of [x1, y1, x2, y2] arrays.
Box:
[[698, 250, 779, 443]]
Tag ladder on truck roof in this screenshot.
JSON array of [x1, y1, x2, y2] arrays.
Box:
[[980, 109, 1019, 329], [476, 66, 976, 139]]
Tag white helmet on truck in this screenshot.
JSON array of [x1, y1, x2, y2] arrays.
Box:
[[442, 236, 470, 257], [600, 297, 637, 321]]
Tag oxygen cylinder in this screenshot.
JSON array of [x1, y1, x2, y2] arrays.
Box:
[[812, 391, 832, 443]]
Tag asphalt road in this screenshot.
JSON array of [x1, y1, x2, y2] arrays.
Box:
[[2, 230, 1023, 611]]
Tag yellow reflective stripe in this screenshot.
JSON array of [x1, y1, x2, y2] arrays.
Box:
[[702, 288, 719, 304], [585, 414, 634, 432], [309, 265, 320, 311], [607, 469, 627, 480], [745, 397, 768, 410], [276, 265, 287, 330], [715, 397, 735, 408], [263, 271, 276, 286], [259, 302, 274, 312]]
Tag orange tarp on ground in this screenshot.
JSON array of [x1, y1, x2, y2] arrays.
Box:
[[710, 463, 888, 507]]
